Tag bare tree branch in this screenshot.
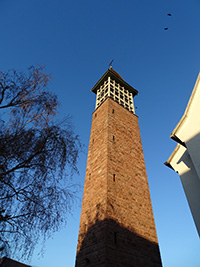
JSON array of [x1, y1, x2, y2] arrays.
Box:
[[0, 66, 81, 260]]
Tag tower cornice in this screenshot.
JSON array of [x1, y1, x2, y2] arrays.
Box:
[[91, 67, 138, 96]]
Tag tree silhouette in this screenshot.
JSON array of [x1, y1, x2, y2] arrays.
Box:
[[0, 66, 81, 260]]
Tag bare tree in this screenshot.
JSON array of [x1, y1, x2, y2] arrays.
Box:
[[0, 66, 81, 260]]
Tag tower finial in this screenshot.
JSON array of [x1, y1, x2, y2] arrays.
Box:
[[108, 59, 114, 69]]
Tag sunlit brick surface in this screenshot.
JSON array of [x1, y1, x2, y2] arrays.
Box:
[[76, 98, 162, 267]]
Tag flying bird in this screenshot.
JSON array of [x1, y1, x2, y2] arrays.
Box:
[[164, 13, 172, 30]]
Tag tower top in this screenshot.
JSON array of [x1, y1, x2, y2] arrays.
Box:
[[91, 68, 138, 113], [91, 67, 138, 96]]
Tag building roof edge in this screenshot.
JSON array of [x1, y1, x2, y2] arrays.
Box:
[[91, 68, 138, 96], [170, 72, 200, 140]]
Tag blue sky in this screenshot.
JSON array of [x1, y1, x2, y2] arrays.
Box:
[[1, 0, 200, 266]]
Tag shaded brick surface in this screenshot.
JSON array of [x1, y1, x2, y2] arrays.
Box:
[[0, 257, 30, 267]]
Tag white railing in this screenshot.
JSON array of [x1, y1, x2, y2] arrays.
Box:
[[95, 77, 135, 113]]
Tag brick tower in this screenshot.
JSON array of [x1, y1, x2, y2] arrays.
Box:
[[75, 68, 162, 267]]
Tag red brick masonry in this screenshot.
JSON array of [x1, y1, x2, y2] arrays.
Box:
[[76, 98, 162, 266]]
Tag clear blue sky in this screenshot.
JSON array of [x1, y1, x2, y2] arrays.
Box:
[[0, 0, 200, 266]]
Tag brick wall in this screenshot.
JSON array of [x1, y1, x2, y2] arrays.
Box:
[[76, 98, 162, 266]]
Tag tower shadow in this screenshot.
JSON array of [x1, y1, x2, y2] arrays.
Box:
[[76, 218, 162, 267]]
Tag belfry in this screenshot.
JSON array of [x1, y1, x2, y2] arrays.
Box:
[[76, 68, 162, 266]]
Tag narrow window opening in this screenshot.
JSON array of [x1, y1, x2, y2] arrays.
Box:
[[112, 109, 114, 114], [113, 135, 115, 141], [89, 173, 91, 180], [113, 174, 116, 182], [95, 113, 97, 117], [114, 232, 117, 244]]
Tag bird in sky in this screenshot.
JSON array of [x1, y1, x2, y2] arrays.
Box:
[[164, 13, 172, 30]]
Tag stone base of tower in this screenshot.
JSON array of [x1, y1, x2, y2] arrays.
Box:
[[76, 218, 162, 267]]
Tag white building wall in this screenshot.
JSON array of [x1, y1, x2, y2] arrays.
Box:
[[166, 72, 200, 237], [169, 144, 200, 236]]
